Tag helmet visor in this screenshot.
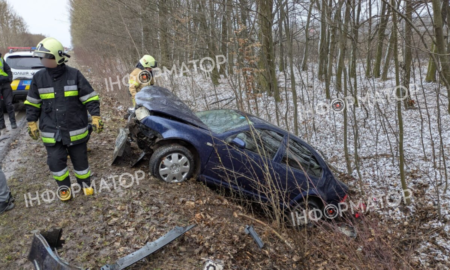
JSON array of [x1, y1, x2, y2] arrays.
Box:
[[33, 51, 55, 59]]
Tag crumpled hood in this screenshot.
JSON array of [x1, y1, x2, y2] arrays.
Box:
[[135, 86, 209, 130]]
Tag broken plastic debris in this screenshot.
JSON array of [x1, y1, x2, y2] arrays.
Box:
[[244, 225, 264, 249]]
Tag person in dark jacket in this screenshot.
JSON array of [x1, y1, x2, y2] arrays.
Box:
[[25, 37, 104, 201], [0, 52, 17, 132]]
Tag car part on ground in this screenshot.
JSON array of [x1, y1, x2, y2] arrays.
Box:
[[111, 128, 131, 165], [336, 223, 357, 238], [28, 225, 196, 270], [100, 224, 196, 270], [149, 144, 195, 183], [244, 225, 264, 249], [28, 228, 85, 270]]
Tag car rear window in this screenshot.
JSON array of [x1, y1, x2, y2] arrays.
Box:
[[5, 56, 44, 70]]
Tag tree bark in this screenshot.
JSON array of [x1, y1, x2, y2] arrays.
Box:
[[301, 1, 314, 71], [392, 0, 409, 205], [373, 1, 390, 78], [432, 0, 450, 113], [257, 0, 279, 101], [335, 0, 351, 94]]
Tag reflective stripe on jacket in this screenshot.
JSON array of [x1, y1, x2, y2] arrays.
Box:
[[0, 58, 8, 77]]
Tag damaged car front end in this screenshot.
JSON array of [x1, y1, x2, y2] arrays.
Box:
[[113, 86, 215, 183]]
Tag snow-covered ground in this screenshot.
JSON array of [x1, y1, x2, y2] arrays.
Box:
[[153, 62, 450, 267]]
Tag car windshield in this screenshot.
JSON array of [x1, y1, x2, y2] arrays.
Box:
[[195, 109, 252, 134], [6, 56, 44, 69]]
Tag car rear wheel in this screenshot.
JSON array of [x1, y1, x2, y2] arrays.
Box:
[[149, 144, 195, 183], [290, 198, 322, 227]]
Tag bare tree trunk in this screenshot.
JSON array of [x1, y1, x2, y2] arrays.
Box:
[[426, 43, 437, 82], [284, 0, 298, 135], [257, 0, 279, 101], [317, 0, 328, 81], [335, 0, 351, 94], [381, 29, 394, 81], [373, 1, 390, 78], [278, 0, 285, 72], [402, 0, 413, 108], [343, 66, 352, 175], [158, 0, 171, 67], [325, 0, 341, 99], [432, 0, 450, 113], [301, 1, 314, 71], [365, 0, 372, 77], [349, 0, 361, 78], [220, 0, 229, 76], [392, 0, 409, 205], [208, 0, 220, 85], [226, 0, 234, 75]]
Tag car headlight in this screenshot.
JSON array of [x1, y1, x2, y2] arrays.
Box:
[[135, 107, 150, 121]]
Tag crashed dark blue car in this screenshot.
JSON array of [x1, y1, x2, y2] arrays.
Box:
[[120, 86, 348, 216]]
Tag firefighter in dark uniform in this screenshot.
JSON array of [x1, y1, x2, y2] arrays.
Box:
[[25, 37, 104, 201], [0, 52, 17, 132]]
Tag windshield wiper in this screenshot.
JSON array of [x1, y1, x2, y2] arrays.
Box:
[[31, 66, 45, 69]]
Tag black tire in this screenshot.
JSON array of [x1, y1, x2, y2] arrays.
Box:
[[290, 198, 322, 228], [149, 144, 195, 183]]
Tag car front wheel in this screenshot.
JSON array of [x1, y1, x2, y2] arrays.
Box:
[[149, 144, 195, 183]]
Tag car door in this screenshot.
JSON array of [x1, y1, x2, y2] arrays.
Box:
[[272, 136, 324, 203], [203, 127, 284, 198]]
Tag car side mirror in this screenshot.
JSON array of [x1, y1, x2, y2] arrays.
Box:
[[230, 137, 246, 149]]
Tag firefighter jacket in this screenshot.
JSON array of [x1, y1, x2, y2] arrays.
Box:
[[25, 64, 100, 146], [129, 63, 154, 98]]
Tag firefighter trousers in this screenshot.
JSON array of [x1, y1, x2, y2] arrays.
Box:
[[45, 141, 91, 188]]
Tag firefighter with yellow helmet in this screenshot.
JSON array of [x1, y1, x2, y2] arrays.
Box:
[[128, 55, 156, 106], [25, 37, 103, 201]]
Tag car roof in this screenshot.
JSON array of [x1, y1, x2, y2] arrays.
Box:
[[5, 51, 35, 57]]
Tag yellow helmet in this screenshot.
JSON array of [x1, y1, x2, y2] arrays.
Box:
[[34, 37, 70, 65], [139, 55, 157, 68]]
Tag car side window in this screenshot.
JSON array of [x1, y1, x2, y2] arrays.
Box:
[[282, 139, 323, 177], [230, 129, 284, 159]]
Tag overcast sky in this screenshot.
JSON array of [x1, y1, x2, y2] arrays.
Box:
[[7, 0, 72, 47]]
